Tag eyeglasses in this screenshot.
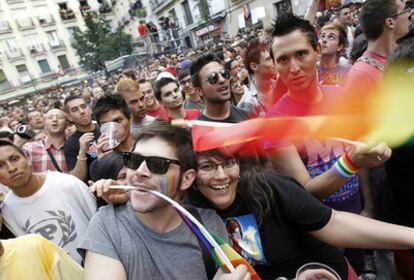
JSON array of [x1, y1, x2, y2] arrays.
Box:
[[205, 69, 231, 85], [197, 158, 238, 174], [391, 7, 413, 19], [179, 78, 191, 86], [231, 81, 243, 89], [122, 152, 181, 174]]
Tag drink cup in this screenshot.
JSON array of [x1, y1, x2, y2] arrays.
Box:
[[100, 122, 123, 151], [295, 262, 341, 280]]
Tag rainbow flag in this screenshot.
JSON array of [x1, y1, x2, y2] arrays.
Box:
[[146, 189, 261, 279]]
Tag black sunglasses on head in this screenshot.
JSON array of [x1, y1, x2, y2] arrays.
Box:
[[206, 69, 231, 85], [122, 152, 181, 174]]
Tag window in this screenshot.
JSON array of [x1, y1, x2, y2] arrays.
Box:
[[25, 34, 43, 53], [58, 55, 70, 70], [47, 31, 62, 48], [16, 64, 31, 83], [36, 6, 53, 24], [38, 59, 51, 73], [15, 9, 32, 28], [181, 1, 193, 25], [0, 70, 12, 91]]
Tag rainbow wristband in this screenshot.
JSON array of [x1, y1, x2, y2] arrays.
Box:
[[333, 152, 360, 180]]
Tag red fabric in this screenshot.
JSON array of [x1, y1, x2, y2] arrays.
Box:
[[394, 250, 414, 279], [165, 109, 200, 123], [146, 105, 168, 120], [137, 23, 146, 37], [165, 66, 177, 78], [346, 258, 359, 280]]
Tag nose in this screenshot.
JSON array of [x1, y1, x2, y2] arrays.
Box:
[[135, 160, 150, 177], [6, 161, 17, 173], [289, 59, 300, 74], [214, 165, 227, 180]]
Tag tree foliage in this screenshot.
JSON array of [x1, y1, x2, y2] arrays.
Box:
[[72, 14, 133, 71]]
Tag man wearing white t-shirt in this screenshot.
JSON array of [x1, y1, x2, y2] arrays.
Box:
[[0, 140, 96, 263]]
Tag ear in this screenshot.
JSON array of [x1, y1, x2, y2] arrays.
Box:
[[65, 112, 73, 123], [385, 17, 395, 30], [179, 169, 196, 191], [250, 62, 258, 72], [194, 87, 204, 99]]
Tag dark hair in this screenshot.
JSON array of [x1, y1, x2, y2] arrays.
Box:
[[190, 53, 222, 88], [92, 94, 131, 125], [93, 152, 124, 182], [359, 0, 399, 41], [188, 150, 274, 225], [154, 77, 178, 101], [123, 69, 137, 80], [336, 3, 352, 14], [53, 100, 63, 110], [224, 59, 237, 72], [63, 95, 83, 113], [134, 120, 196, 171], [0, 140, 25, 156], [270, 13, 318, 61], [349, 34, 368, 64], [243, 39, 269, 75], [0, 131, 14, 142], [177, 68, 190, 82], [387, 37, 414, 75]]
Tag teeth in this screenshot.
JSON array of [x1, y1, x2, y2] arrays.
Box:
[[210, 183, 230, 190]]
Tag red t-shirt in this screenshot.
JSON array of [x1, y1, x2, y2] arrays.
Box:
[[137, 23, 146, 37], [146, 105, 168, 120]]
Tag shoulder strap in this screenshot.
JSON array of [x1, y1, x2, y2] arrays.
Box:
[[46, 148, 62, 172], [183, 204, 217, 280]]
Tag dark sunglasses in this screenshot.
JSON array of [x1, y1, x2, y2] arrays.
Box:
[[122, 152, 181, 174], [206, 69, 230, 85]]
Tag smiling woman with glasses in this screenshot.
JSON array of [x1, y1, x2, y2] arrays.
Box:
[[187, 148, 414, 279]]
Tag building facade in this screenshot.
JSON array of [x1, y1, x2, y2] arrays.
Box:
[[129, 0, 313, 53], [0, 0, 116, 102]]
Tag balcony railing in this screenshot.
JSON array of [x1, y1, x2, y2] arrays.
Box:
[[0, 80, 13, 92], [0, 22, 12, 34], [16, 18, 35, 30], [49, 40, 65, 50], [38, 16, 55, 26], [60, 9, 76, 22], [29, 44, 46, 56], [5, 49, 24, 61]]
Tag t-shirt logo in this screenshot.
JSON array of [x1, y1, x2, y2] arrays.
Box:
[[87, 141, 98, 158], [224, 213, 268, 266]]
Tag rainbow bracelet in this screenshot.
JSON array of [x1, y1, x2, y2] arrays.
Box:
[[333, 152, 360, 180]]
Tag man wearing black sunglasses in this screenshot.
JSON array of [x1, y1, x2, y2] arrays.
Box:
[[190, 53, 249, 123], [80, 121, 249, 280]]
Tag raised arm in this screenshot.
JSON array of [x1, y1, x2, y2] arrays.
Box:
[[304, 0, 320, 26], [311, 210, 414, 250], [268, 142, 391, 199]]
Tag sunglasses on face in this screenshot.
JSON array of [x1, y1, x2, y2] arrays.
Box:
[[122, 152, 181, 174], [205, 69, 231, 85]]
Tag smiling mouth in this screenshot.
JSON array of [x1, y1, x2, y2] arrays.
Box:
[[208, 183, 231, 191]]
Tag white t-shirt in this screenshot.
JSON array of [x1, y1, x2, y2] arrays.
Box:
[[1, 172, 97, 263]]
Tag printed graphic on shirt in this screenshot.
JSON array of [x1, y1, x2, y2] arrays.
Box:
[[300, 139, 359, 204], [22, 210, 77, 248], [87, 140, 98, 158], [224, 213, 268, 265]]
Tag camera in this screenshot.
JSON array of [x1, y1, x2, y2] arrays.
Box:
[[15, 125, 35, 140]]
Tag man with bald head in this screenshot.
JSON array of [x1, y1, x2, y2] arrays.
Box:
[[22, 108, 68, 173]]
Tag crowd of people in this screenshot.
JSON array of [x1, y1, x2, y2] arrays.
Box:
[[0, 0, 414, 279]]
